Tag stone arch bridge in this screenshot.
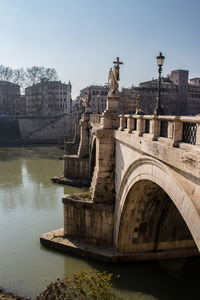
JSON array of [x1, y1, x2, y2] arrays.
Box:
[[43, 104, 200, 262]]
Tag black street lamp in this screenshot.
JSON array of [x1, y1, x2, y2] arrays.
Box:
[[154, 52, 165, 115]]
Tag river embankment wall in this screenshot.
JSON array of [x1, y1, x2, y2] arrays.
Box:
[[0, 115, 73, 145]]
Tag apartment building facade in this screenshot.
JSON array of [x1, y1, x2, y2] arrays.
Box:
[[79, 85, 109, 114], [124, 70, 200, 116], [187, 78, 200, 115], [26, 78, 71, 116], [0, 81, 20, 115]]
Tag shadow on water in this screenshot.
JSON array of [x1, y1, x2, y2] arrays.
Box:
[[40, 244, 200, 300], [90, 256, 200, 300]]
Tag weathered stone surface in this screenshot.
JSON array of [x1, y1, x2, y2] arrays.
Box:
[[40, 228, 199, 262], [63, 155, 89, 185], [44, 112, 200, 262], [19, 115, 72, 141], [62, 194, 114, 244]]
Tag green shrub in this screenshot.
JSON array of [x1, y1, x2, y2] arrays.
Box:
[[37, 270, 119, 300]]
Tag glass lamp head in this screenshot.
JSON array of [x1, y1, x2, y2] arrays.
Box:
[[156, 52, 165, 67]]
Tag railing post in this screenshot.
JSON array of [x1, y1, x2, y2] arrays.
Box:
[[171, 119, 183, 147], [196, 122, 200, 146], [127, 115, 136, 133], [134, 116, 144, 136], [119, 115, 125, 131], [150, 117, 160, 140]]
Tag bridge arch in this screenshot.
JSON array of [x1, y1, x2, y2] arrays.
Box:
[[114, 157, 200, 254]]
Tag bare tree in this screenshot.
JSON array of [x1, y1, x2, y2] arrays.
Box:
[[0, 65, 13, 81], [12, 68, 25, 85], [25, 66, 58, 87], [0, 64, 58, 93]]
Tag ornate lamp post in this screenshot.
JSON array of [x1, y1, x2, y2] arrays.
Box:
[[154, 52, 165, 115]]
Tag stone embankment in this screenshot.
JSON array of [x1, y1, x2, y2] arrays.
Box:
[[0, 115, 73, 145]]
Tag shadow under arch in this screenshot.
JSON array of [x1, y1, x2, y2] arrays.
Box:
[[114, 156, 200, 256]]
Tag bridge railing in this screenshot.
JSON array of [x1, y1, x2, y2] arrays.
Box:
[[118, 114, 200, 148]]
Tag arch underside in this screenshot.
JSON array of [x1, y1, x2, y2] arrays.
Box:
[[115, 157, 200, 259], [118, 180, 197, 255]]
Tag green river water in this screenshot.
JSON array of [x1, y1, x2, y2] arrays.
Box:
[[0, 146, 199, 300]]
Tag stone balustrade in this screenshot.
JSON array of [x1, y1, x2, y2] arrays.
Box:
[[118, 114, 200, 148]]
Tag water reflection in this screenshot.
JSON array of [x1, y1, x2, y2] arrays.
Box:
[[0, 146, 83, 298], [0, 159, 63, 213], [0, 146, 63, 161]]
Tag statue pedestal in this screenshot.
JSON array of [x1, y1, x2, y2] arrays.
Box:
[[84, 106, 91, 114], [104, 96, 120, 114], [101, 96, 120, 129]]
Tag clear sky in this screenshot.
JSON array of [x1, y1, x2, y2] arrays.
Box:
[[0, 0, 200, 98]]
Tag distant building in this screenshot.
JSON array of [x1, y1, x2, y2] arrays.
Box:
[[119, 87, 138, 114], [79, 85, 109, 114], [78, 84, 141, 115], [124, 69, 200, 116], [0, 81, 20, 115], [26, 78, 72, 116], [138, 76, 180, 115], [18, 95, 27, 115], [120, 77, 180, 115], [190, 78, 200, 86], [76, 70, 200, 117], [187, 79, 200, 115], [168, 69, 188, 115]]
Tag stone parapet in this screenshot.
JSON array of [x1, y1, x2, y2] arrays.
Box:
[[117, 114, 200, 148]]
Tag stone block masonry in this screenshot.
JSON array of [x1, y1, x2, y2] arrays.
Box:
[[62, 194, 114, 245], [0, 115, 73, 145], [18, 115, 72, 142]]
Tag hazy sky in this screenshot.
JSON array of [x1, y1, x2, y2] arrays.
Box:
[[0, 0, 200, 98]]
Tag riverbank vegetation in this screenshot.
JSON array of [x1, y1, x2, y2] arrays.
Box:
[[37, 270, 119, 300]]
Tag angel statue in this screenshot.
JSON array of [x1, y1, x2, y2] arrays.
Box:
[[108, 57, 123, 97], [135, 94, 144, 115]]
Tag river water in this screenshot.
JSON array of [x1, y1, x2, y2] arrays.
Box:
[[0, 146, 199, 300]]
